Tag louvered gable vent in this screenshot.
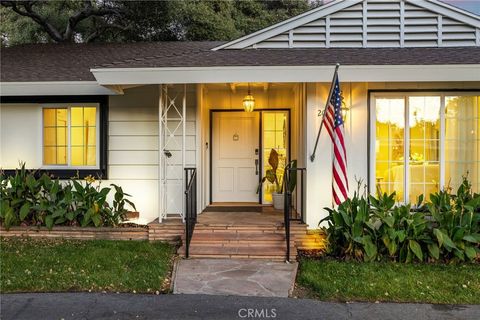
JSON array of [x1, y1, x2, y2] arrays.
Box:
[[221, 0, 480, 50]]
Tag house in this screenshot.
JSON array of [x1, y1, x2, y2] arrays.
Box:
[[1, 0, 479, 257]]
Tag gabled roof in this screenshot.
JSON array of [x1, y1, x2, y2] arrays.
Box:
[[214, 0, 480, 50]]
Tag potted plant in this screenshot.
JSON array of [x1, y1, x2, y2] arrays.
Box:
[[258, 149, 297, 210]]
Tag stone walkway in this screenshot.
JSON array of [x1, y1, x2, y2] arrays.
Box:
[[173, 259, 298, 297]]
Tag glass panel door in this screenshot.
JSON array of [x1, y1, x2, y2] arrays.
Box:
[[408, 96, 440, 202], [262, 111, 289, 204]]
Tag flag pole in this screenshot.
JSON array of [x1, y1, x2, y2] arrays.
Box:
[[310, 63, 340, 162]]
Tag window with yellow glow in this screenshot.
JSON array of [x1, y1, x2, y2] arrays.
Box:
[[262, 111, 288, 203], [43, 106, 97, 167], [71, 107, 96, 166], [43, 108, 68, 165], [373, 94, 479, 203]]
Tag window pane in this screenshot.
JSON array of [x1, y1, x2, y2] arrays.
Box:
[[44, 128, 56, 146], [86, 147, 96, 166], [71, 107, 83, 126], [43, 109, 56, 127], [71, 127, 84, 146], [86, 127, 96, 146], [56, 146, 67, 165], [375, 98, 404, 201], [44, 147, 56, 165], [56, 109, 67, 127], [445, 96, 479, 192], [84, 107, 96, 126], [71, 146, 84, 166], [408, 96, 440, 201], [57, 127, 67, 146]]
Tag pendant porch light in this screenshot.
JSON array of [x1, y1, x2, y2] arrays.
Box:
[[243, 83, 255, 112]]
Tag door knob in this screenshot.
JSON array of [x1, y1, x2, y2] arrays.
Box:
[[255, 159, 259, 175]]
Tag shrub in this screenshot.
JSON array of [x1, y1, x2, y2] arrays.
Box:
[[321, 176, 480, 263], [0, 164, 136, 230], [427, 177, 480, 262]]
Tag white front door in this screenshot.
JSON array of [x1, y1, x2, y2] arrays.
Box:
[[212, 112, 260, 202]]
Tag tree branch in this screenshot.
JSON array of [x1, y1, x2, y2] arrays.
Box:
[[64, 1, 122, 41], [1, 0, 124, 42], [2, 1, 64, 42]]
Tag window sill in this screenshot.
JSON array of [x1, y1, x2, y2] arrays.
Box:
[[1, 168, 107, 180]]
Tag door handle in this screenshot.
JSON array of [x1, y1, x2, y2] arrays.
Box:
[[255, 159, 259, 175]]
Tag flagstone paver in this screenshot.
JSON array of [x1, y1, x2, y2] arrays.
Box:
[[173, 259, 298, 297]]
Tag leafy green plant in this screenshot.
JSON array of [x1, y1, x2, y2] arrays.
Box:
[[0, 164, 136, 230], [427, 176, 480, 262], [108, 184, 137, 227], [321, 175, 479, 263], [321, 191, 378, 261]]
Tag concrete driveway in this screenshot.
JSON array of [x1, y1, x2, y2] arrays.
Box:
[[1, 293, 479, 320]]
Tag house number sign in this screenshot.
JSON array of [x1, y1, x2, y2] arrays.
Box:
[[233, 133, 239, 141]]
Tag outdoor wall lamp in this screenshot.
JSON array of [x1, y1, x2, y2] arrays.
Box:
[[243, 83, 255, 112], [317, 90, 350, 121]]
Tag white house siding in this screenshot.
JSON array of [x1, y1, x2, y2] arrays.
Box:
[[306, 81, 480, 229], [107, 85, 197, 222], [105, 85, 160, 223], [0, 104, 42, 169]]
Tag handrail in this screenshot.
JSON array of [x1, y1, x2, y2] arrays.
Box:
[[184, 168, 197, 258], [284, 165, 306, 262]]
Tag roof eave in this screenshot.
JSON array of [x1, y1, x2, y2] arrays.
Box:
[[90, 64, 480, 85]]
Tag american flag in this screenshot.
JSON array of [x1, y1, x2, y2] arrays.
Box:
[[323, 75, 349, 205]]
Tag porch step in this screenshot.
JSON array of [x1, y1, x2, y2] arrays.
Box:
[[203, 204, 263, 213], [179, 223, 295, 260], [148, 218, 185, 244]]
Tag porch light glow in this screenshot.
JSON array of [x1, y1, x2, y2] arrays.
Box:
[[243, 84, 255, 112]]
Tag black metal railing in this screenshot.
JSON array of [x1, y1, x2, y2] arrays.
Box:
[[284, 165, 306, 262], [184, 168, 197, 258]]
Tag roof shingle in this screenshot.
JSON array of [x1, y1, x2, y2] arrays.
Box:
[[1, 41, 479, 82]]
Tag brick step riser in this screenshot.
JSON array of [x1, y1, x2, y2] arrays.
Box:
[[183, 240, 298, 247], [185, 255, 286, 261], [178, 249, 297, 257], [194, 228, 285, 232], [179, 245, 296, 253]]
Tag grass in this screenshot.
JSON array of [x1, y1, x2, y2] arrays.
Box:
[[297, 258, 480, 304], [0, 237, 176, 293]]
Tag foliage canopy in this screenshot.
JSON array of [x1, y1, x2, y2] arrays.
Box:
[[1, 0, 321, 46]]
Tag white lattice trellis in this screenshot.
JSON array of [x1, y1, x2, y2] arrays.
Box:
[[159, 84, 186, 222]]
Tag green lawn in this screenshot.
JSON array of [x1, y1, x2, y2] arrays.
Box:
[[297, 258, 480, 304], [0, 237, 176, 293]]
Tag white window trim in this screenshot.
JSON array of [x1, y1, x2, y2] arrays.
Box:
[[41, 103, 100, 170], [370, 91, 479, 203]]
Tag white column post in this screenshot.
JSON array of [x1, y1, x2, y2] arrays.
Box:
[[182, 84, 187, 221], [158, 84, 164, 223]]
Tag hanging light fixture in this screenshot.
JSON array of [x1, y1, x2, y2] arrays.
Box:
[[243, 83, 255, 112]]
